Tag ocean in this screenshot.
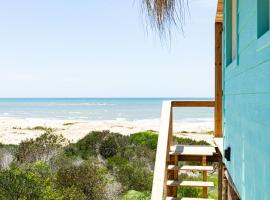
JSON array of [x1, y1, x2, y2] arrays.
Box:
[[0, 98, 214, 122]]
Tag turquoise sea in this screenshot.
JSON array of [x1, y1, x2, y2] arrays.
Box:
[[0, 98, 214, 122]]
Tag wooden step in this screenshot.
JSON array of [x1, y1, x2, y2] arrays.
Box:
[[168, 165, 214, 171], [170, 145, 216, 156], [181, 198, 214, 200], [166, 197, 214, 200], [167, 180, 214, 187]]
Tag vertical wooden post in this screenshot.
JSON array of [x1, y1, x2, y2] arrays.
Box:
[[167, 107, 177, 197], [202, 156, 208, 198], [215, 0, 223, 138], [167, 155, 178, 197], [223, 173, 228, 200], [218, 160, 224, 200]]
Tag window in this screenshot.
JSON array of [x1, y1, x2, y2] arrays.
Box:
[[258, 0, 270, 38], [226, 0, 237, 65]]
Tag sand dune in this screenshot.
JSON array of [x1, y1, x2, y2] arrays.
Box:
[[0, 117, 214, 145]]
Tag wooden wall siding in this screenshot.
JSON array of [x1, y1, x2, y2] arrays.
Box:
[[223, 0, 270, 199]]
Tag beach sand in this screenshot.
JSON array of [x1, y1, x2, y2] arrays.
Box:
[[0, 117, 214, 145]]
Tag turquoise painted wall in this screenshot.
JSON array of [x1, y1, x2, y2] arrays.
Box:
[[223, 0, 270, 199]]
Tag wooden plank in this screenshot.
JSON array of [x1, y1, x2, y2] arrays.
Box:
[[167, 155, 178, 197], [172, 100, 215, 108], [167, 180, 214, 187], [214, 138, 224, 157], [170, 145, 216, 156], [166, 197, 214, 200], [178, 154, 220, 162], [202, 156, 208, 198], [214, 0, 223, 138], [181, 198, 214, 200], [151, 101, 172, 200], [214, 21, 223, 138], [215, 0, 223, 23], [168, 165, 214, 171], [218, 160, 224, 200]]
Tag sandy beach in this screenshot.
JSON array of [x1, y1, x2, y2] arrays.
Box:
[[0, 117, 214, 145]]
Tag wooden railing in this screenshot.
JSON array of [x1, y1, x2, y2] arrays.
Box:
[[151, 100, 215, 200]]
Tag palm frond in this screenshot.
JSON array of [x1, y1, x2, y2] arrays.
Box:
[[142, 0, 188, 35]]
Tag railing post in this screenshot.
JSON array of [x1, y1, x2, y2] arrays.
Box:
[[215, 2, 223, 138], [167, 109, 178, 197]]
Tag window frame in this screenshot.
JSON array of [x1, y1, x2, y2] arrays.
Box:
[[257, 0, 270, 38]]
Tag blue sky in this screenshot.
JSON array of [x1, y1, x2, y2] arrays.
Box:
[[0, 0, 217, 98]]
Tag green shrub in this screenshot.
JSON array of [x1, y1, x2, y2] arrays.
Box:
[[55, 160, 108, 200], [107, 156, 153, 192], [175, 137, 210, 146], [121, 190, 150, 200], [61, 186, 87, 200], [28, 126, 55, 132], [16, 132, 65, 163], [0, 161, 62, 200], [68, 131, 109, 159], [65, 131, 129, 159], [129, 131, 158, 150]]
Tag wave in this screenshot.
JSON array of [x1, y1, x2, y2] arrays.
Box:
[[47, 103, 116, 106]]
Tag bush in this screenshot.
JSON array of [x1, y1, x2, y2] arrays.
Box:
[[65, 131, 129, 159], [16, 132, 65, 163], [99, 134, 129, 159], [129, 131, 158, 150], [107, 156, 153, 192], [175, 137, 209, 146], [121, 190, 150, 200], [0, 161, 62, 200], [66, 131, 109, 159], [55, 160, 108, 200]]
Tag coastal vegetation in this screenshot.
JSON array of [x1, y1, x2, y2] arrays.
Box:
[[0, 128, 217, 199]]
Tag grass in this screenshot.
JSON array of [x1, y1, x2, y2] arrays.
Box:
[[63, 122, 76, 126], [27, 126, 55, 132]]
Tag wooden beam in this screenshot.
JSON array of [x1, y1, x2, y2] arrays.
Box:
[[178, 154, 220, 162], [214, 0, 223, 137], [172, 100, 215, 108], [151, 101, 172, 200], [202, 156, 208, 198]]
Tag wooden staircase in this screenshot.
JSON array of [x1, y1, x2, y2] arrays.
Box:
[[166, 145, 216, 200], [150, 100, 220, 200]]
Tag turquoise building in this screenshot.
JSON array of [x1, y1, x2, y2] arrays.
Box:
[[223, 0, 270, 199], [150, 0, 270, 199]]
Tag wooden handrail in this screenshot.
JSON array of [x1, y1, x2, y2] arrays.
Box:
[[172, 100, 215, 107], [151, 100, 216, 200], [151, 101, 172, 200]]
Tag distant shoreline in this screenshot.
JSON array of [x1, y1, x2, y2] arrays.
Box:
[[0, 117, 214, 145]]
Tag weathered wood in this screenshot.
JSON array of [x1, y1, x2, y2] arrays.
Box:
[[218, 161, 224, 200], [214, 19, 223, 138], [170, 145, 216, 156], [166, 198, 214, 200], [181, 198, 214, 200], [215, 0, 223, 23], [168, 165, 214, 171], [223, 173, 228, 200], [151, 101, 172, 200], [172, 100, 215, 108], [167, 180, 214, 187], [167, 155, 178, 197], [202, 156, 208, 198], [214, 138, 224, 157], [178, 154, 220, 162]]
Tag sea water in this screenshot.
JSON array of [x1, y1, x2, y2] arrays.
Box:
[[0, 98, 214, 122]]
